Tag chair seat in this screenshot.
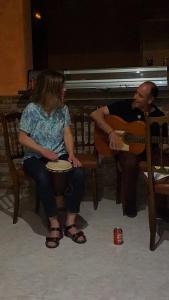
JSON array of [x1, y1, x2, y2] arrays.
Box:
[[155, 184, 169, 194], [155, 176, 169, 194], [139, 160, 147, 171], [76, 153, 97, 168], [16, 166, 31, 183]]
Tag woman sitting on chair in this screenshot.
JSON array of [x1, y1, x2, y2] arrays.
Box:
[[19, 70, 87, 248]]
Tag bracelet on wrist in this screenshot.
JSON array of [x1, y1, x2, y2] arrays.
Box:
[[108, 131, 113, 137]]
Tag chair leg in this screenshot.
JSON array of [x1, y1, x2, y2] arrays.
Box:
[[91, 168, 98, 210], [148, 193, 157, 251], [13, 184, 20, 224], [35, 197, 40, 214], [149, 218, 157, 251], [115, 162, 122, 204], [115, 162, 128, 215]]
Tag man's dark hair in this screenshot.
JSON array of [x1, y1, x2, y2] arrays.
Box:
[[144, 81, 159, 98]]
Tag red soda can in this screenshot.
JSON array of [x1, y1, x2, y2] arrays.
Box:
[[113, 228, 123, 245]]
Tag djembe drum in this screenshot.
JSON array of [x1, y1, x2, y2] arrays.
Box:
[[46, 160, 72, 195]]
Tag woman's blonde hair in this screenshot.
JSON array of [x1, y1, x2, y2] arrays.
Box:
[[31, 70, 65, 109]]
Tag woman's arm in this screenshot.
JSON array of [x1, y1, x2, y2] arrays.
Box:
[[19, 131, 58, 160], [64, 126, 81, 167], [63, 126, 74, 156]]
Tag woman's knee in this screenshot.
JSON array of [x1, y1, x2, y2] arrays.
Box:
[[36, 171, 51, 186], [36, 169, 51, 186], [73, 167, 85, 179], [70, 167, 85, 187], [24, 157, 51, 186]]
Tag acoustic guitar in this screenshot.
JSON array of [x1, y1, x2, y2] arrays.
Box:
[[94, 115, 146, 156], [94, 115, 168, 156]]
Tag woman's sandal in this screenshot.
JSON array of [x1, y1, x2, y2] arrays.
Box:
[[64, 224, 87, 244], [45, 227, 63, 249]]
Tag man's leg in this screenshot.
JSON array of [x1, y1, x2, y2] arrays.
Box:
[[115, 151, 140, 217]]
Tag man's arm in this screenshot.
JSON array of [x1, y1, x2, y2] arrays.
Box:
[[90, 106, 113, 135], [90, 106, 123, 151]]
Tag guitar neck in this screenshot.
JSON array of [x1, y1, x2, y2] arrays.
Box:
[[124, 134, 168, 144]]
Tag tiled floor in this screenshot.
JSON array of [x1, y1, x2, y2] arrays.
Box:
[[1, 193, 169, 300]]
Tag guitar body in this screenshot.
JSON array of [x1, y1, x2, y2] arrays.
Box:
[[94, 115, 145, 157]]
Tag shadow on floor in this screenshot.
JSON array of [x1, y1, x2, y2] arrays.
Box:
[[0, 195, 89, 237]]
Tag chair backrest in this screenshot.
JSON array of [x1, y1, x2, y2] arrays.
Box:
[[2, 112, 24, 160], [144, 112, 169, 250], [71, 109, 95, 154], [145, 112, 169, 179]]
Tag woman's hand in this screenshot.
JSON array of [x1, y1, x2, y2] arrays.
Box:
[[68, 154, 82, 167], [41, 148, 59, 161]]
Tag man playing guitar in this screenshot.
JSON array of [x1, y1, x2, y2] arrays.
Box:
[[90, 81, 166, 217]]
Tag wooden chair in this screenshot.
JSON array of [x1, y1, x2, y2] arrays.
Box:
[[144, 112, 169, 250], [2, 112, 40, 224], [71, 109, 99, 209]]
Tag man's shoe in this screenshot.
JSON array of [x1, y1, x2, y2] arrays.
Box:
[[157, 207, 169, 223], [125, 206, 137, 218]]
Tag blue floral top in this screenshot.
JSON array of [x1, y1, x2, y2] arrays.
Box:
[[19, 102, 71, 160]]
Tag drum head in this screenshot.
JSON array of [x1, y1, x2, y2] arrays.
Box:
[[46, 160, 72, 172]]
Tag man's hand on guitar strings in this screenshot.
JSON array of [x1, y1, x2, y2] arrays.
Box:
[[108, 131, 124, 151]]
